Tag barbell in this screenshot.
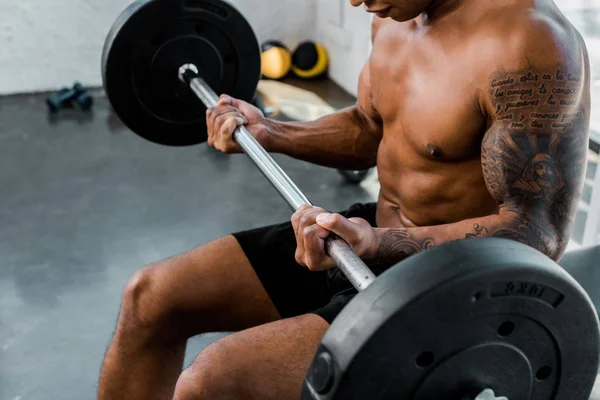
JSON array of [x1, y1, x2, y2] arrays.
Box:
[[102, 1, 600, 398]]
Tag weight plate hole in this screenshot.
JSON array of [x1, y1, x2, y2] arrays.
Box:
[[536, 366, 552, 381], [224, 53, 235, 63], [415, 352, 435, 368], [497, 321, 515, 337], [472, 292, 484, 302], [195, 24, 205, 35]]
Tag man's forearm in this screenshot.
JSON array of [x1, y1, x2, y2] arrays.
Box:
[[262, 106, 381, 170], [372, 212, 563, 267]]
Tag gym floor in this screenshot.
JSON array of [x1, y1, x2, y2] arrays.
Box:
[[0, 79, 373, 400]]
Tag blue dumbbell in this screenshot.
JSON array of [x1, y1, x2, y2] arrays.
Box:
[[47, 82, 92, 112]]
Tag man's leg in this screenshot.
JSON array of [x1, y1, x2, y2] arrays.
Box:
[[173, 314, 330, 400], [97, 235, 282, 400]]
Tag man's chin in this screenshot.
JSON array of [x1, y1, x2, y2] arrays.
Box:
[[389, 15, 412, 22]]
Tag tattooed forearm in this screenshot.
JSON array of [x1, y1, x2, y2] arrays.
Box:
[[465, 220, 556, 257], [483, 66, 589, 258], [376, 229, 435, 266], [465, 223, 489, 238]]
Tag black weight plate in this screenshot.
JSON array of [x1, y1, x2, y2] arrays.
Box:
[[302, 238, 600, 400], [102, 0, 261, 146]]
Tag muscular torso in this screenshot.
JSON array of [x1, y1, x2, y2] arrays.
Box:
[[369, 1, 576, 229]]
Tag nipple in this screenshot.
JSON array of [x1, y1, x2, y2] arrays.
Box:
[[427, 144, 444, 159]]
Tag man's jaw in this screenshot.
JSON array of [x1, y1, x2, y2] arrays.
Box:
[[364, 4, 393, 18]]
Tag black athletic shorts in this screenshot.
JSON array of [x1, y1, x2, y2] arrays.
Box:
[[232, 203, 378, 324]]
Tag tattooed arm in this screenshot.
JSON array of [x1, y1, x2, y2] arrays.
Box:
[[371, 48, 590, 265]]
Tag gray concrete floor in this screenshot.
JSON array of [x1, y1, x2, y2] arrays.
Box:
[[0, 82, 373, 400]]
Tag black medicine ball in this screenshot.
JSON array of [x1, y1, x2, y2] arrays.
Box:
[[291, 41, 328, 79]]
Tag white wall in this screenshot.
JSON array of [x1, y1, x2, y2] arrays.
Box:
[[232, 0, 316, 48], [0, 0, 316, 95], [315, 0, 372, 96], [553, 0, 600, 135]]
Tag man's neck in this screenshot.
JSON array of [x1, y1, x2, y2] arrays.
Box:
[[421, 0, 466, 24]]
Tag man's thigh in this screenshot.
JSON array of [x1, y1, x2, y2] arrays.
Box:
[[135, 225, 332, 338], [175, 314, 329, 400], [133, 235, 282, 335], [131, 202, 374, 338]]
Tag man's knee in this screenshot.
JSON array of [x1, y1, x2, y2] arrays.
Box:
[[174, 341, 244, 400], [118, 265, 173, 336]]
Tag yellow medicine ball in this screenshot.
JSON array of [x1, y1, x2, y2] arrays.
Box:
[[291, 41, 328, 80], [261, 41, 292, 80]]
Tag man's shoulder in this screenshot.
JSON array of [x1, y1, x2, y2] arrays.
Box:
[[478, 5, 586, 70]]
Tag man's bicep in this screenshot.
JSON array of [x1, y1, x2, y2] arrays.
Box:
[[481, 123, 587, 208], [482, 66, 589, 203], [481, 65, 589, 253]]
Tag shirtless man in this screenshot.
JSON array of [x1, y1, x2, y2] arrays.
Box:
[[97, 0, 590, 399]]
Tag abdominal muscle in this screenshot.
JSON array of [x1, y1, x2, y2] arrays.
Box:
[[374, 159, 499, 229]]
